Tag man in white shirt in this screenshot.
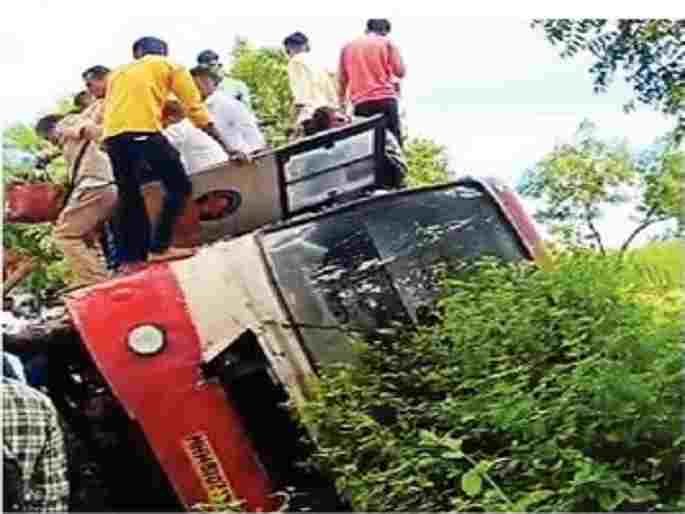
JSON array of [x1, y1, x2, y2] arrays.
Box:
[[196, 50, 252, 109], [190, 66, 267, 157], [283, 32, 339, 135], [162, 100, 228, 175]]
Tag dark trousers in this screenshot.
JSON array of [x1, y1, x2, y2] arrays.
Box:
[[104, 133, 191, 264], [354, 97, 403, 147], [98, 222, 119, 270]]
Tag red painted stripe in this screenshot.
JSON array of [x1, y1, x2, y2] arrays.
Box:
[[66, 264, 278, 511], [486, 182, 545, 261]]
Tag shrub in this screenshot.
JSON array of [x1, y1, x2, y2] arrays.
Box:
[[300, 253, 684, 511], [404, 137, 451, 187], [624, 241, 684, 293]]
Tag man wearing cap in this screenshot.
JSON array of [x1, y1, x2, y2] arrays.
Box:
[[197, 49, 252, 109], [102, 37, 229, 271], [338, 18, 406, 146], [283, 31, 338, 137]]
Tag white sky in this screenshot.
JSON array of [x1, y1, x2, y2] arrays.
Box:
[[1, 1, 682, 248]]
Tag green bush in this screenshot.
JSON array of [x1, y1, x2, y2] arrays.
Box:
[[228, 40, 293, 148], [404, 137, 451, 187], [624, 241, 684, 293], [300, 253, 684, 511]]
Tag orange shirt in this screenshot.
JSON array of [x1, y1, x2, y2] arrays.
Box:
[[339, 34, 406, 105]]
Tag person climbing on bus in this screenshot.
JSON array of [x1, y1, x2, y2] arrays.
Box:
[[102, 36, 229, 272], [35, 112, 118, 289]]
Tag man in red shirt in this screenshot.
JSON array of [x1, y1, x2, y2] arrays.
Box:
[[338, 18, 406, 146]]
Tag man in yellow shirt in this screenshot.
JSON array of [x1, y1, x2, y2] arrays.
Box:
[[102, 36, 228, 271]]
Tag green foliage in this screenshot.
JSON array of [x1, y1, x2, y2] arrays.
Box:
[[193, 488, 292, 513], [301, 253, 684, 511], [404, 137, 451, 187], [3, 121, 70, 294], [228, 39, 293, 148], [3, 223, 69, 293], [532, 19, 684, 141], [626, 241, 684, 290], [629, 133, 685, 250], [518, 121, 684, 253], [4, 123, 46, 156], [193, 490, 247, 513]]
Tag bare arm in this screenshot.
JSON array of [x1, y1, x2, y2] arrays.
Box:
[[200, 123, 250, 163], [388, 41, 406, 79]]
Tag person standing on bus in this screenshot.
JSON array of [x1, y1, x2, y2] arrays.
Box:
[[338, 18, 406, 146]]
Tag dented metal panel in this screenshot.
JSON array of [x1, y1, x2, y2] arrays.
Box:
[[169, 236, 315, 402], [65, 264, 278, 511]]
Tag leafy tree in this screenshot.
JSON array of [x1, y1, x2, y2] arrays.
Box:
[[404, 138, 451, 187], [629, 133, 685, 250], [532, 20, 685, 140], [228, 38, 293, 147], [518, 120, 683, 254]]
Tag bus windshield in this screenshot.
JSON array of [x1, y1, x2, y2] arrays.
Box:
[[262, 184, 526, 365]]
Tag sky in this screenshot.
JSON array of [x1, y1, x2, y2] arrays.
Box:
[[1, 2, 680, 247]]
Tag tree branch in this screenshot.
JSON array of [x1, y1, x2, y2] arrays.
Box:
[[619, 205, 665, 254], [3, 252, 37, 297], [584, 206, 606, 255]]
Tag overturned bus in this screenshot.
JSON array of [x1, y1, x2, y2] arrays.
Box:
[[8, 115, 545, 511]]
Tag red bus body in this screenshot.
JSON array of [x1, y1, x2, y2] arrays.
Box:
[[64, 117, 545, 510]]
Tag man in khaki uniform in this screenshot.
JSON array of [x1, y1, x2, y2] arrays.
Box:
[[35, 103, 118, 288]]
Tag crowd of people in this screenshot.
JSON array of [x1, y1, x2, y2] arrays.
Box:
[[30, 17, 406, 290], [4, 18, 407, 511]]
